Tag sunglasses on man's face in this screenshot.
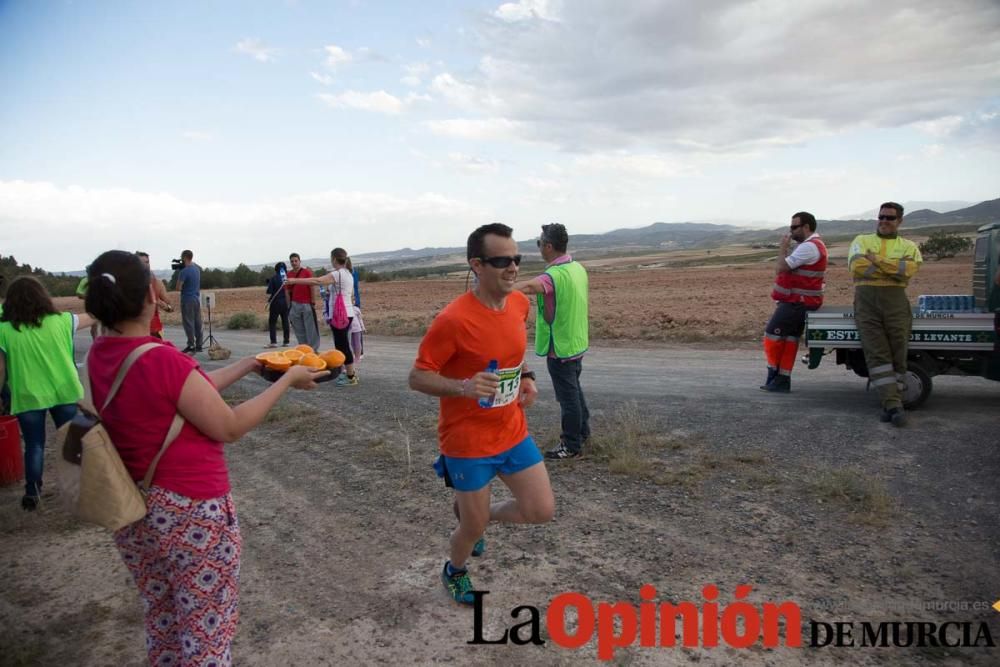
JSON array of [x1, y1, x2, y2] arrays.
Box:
[[479, 255, 522, 268], [790, 224, 803, 230], [878, 215, 898, 221]]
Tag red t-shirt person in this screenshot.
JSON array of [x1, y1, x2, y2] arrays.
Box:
[[286, 268, 314, 304], [87, 336, 229, 499]]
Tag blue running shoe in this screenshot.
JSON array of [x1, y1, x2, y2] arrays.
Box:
[[441, 561, 475, 605], [471, 536, 486, 557]]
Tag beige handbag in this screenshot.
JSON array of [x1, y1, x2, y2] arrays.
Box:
[[56, 343, 184, 531]]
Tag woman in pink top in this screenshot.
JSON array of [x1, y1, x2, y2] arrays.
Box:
[[84, 250, 327, 667]]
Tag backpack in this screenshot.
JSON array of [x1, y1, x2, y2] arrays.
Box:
[[56, 343, 184, 531], [331, 271, 350, 329]]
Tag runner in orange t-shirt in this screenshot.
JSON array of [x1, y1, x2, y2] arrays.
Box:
[[409, 223, 554, 605]]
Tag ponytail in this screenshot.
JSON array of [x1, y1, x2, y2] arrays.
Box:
[[85, 250, 151, 330]]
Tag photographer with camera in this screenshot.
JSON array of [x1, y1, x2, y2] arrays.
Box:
[[174, 250, 203, 354]]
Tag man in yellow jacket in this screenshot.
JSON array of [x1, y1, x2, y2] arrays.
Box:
[[848, 202, 922, 426]]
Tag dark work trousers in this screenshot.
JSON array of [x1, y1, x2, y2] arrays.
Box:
[[268, 304, 290, 345], [330, 318, 354, 365], [181, 298, 203, 349], [546, 356, 590, 453], [854, 285, 912, 410]]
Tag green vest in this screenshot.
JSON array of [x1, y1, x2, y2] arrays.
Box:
[[0, 312, 83, 414], [535, 261, 589, 358]]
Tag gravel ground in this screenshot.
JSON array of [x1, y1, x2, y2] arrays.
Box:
[[1, 325, 997, 666]]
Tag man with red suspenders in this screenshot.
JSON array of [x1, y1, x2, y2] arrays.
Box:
[[761, 211, 827, 393]]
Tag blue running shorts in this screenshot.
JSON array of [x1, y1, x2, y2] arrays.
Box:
[[433, 435, 543, 492]]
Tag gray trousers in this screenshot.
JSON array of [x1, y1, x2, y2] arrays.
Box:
[[289, 301, 321, 351], [181, 299, 203, 349]]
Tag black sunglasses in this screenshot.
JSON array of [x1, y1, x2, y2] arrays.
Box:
[[878, 215, 898, 221], [789, 224, 802, 230], [479, 255, 522, 268]]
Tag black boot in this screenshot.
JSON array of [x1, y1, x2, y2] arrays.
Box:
[[761, 375, 791, 393], [759, 368, 777, 390]]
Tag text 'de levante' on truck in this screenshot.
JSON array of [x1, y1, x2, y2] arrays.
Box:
[[804, 222, 1000, 408]]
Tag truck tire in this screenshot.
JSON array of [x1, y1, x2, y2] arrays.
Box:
[[900, 361, 932, 409]]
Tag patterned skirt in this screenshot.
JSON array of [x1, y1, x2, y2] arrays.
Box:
[[114, 486, 242, 667]]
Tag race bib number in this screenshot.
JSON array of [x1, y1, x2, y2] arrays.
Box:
[[487, 365, 522, 408]]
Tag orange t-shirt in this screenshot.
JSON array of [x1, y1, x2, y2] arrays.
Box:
[[414, 290, 530, 458]]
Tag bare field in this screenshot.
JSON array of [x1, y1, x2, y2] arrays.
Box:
[[54, 250, 971, 343]]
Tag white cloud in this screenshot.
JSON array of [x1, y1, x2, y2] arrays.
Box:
[[921, 144, 945, 158], [430, 72, 500, 111], [446, 152, 500, 173], [180, 130, 214, 142], [573, 152, 696, 179], [323, 45, 353, 69], [416, 37, 432, 48], [235, 38, 279, 63], [0, 180, 489, 271], [317, 90, 404, 114], [310, 71, 334, 86], [446, 1, 1000, 153], [425, 117, 523, 140], [912, 116, 964, 138], [494, 0, 560, 22], [401, 62, 430, 87]]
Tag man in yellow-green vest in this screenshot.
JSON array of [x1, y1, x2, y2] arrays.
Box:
[[848, 201, 922, 427], [515, 223, 590, 460]]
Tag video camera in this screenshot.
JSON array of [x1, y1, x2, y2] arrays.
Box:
[[170, 258, 185, 271]]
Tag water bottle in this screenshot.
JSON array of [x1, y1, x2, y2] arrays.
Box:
[[478, 359, 499, 408], [279, 266, 288, 283]]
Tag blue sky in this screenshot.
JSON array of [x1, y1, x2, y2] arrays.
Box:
[[1, 0, 998, 271]]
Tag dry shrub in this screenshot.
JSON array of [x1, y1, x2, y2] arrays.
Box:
[[808, 467, 895, 526], [587, 401, 660, 476], [265, 401, 320, 423], [226, 312, 259, 330]]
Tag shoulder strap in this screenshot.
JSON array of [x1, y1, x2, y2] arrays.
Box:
[[97, 342, 161, 412], [80, 342, 152, 414], [140, 414, 185, 491], [81, 341, 186, 490]]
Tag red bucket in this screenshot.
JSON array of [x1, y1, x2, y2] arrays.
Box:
[[0, 415, 24, 486]]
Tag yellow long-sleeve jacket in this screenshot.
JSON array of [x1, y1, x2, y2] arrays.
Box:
[[848, 233, 922, 287]]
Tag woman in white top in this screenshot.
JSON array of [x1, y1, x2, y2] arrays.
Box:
[[285, 247, 358, 385]]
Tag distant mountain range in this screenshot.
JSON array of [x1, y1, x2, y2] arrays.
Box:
[[835, 200, 974, 220], [309, 197, 998, 271]]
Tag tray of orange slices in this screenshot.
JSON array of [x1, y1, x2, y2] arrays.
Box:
[[255, 345, 347, 383]]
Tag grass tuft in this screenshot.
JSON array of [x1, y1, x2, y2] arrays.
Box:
[[808, 467, 895, 526]]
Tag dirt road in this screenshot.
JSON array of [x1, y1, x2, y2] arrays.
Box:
[[2, 326, 998, 666]]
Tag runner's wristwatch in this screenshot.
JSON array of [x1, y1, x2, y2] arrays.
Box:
[[520, 370, 536, 381]]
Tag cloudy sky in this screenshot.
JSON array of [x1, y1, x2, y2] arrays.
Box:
[[2, 0, 999, 271]]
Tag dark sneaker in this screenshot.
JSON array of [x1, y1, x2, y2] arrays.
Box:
[[21, 495, 39, 511], [471, 536, 486, 558], [181, 346, 195, 354], [282, 341, 290, 347], [879, 409, 893, 423], [441, 561, 475, 605], [545, 443, 581, 460], [888, 407, 906, 427], [194, 347, 203, 353]]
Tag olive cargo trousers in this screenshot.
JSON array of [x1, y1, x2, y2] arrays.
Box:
[[854, 285, 912, 410]]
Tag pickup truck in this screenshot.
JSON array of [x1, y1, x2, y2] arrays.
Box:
[[803, 222, 1000, 408]]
